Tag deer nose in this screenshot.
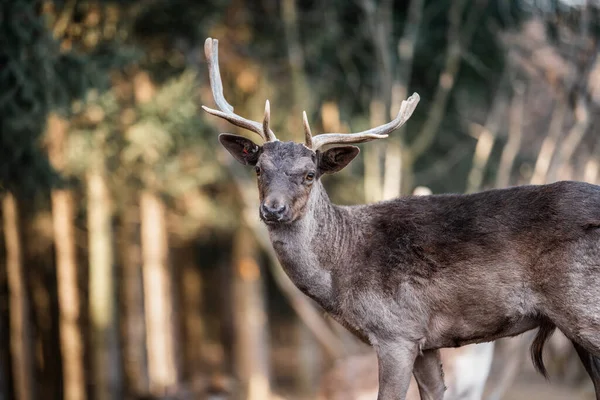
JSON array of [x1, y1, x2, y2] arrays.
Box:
[[261, 201, 288, 220]]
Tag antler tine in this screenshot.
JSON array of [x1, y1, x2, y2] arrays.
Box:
[[302, 111, 313, 148], [309, 93, 420, 151], [263, 100, 277, 142], [201, 38, 277, 142]]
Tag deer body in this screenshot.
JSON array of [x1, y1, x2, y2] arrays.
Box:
[[267, 160, 600, 399], [270, 175, 600, 341], [202, 37, 600, 400]]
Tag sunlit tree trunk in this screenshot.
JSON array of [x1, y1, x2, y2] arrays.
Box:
[[530, 100, 567, 185], [0, 224, 11, 400], [118, 201, 150, 394], [46, 114, 86, 400], [2, 193, 35, 400], [466, 71, 510, 193], [495, 83, 525, 188], [547, 94, 591, 183], [140, 191, 179, 395], [232, 225, 271, 400], [87, 161, 121, 400], [583, 132, 600, 184]]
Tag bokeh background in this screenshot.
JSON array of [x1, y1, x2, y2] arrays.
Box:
[[0, 0, 599, 399]]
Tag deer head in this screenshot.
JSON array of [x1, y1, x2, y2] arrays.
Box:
[[202, 38, 420, 224]]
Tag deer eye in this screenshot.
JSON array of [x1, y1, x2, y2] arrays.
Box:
[[255, 166, 261, 176], [305, 172, 315, 182]]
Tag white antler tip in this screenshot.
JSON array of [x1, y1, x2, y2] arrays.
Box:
[[408, 92, 420, 103], [201, 105, 220, 113], [204, 38, 215, 58], [302, 111, 310, 126]]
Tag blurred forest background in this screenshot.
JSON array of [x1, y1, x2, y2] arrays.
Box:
[[1, 0, 600, 399]]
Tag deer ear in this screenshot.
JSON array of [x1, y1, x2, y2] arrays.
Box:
[[218, 133, 262, 166], [318, 146, 360, 175]]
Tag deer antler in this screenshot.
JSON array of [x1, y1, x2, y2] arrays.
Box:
[[304, 93, 420, 151], [202, 38, 277, 142]]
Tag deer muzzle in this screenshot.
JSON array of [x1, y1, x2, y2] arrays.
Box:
[[260, 198, 291, 224]]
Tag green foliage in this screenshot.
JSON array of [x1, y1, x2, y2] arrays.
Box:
[[123, 70, 224, 193], [0, 0, 65, 193], [67, 70, 224, 197], [0, 0, 136, 194]]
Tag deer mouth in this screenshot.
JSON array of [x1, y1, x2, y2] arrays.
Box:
[[259, 211, 293, 225], [261, 216, 293, 225]]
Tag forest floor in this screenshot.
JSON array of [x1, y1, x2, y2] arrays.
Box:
[[503, 380, 593, 400], [501, 365, 594, 400]]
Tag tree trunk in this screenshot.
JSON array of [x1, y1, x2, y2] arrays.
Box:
[[547, 94, 591, 183], [179, 245, 204, 382], [52, 189, 85, 400], [140, 191, 178, 395], [46, 114, 86, 400], [87, 166, 121, 400], [495, 83, 525, 188], [0, 216, 13, 400], [387, 0, 425, 198], [2, 194, 35, 400], [281, 0, 311, 116], [295, 319, 321, 399], [364, 101, 385, 203], [231, 225, 271, 400], [530, 100, 567, 185], [118, 201, 150, 395], [466, 71, 510, 193], [0, 313, 10, 400], [18, 201, 62, 398]]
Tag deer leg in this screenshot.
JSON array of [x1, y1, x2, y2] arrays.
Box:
[[374, 339, 419, 400], [413, 349, 446, 400], [572, 341, 600, 400]]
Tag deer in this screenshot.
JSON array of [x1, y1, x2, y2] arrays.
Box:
[[202, 37, 600, 400]]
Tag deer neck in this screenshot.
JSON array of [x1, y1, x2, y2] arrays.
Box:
[[266, 181, 351, 311]]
